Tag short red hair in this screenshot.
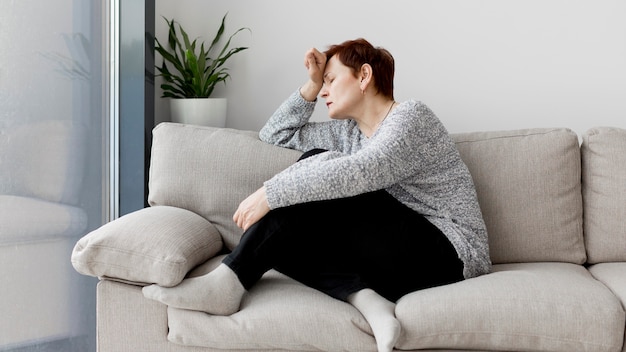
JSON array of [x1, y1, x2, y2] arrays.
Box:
[[324, 38, 395, 100]]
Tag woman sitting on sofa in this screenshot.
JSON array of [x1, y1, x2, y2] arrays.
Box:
[[143, 38, 491, 352]]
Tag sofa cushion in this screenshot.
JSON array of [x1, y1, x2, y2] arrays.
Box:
[[452, 128, 585, 264], [166, 256, 376, 351], [71, 206, 222, 287], [588, 263, 626, 352], [395, 262, 625, 352], [588, 263, 626, 341], [581, 127, 626, 263], [148, 123, 302, 250]]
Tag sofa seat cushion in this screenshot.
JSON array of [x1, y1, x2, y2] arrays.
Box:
[[589, 262, 626, 303], [167, 257, 376, 351], [395, 262, 625, 352], [588, 263, 626, 331], [0, 195, 87, 245]]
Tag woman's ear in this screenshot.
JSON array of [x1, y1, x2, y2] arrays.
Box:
[[359, 63, 373, 91]]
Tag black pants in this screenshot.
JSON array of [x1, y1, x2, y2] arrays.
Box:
[[223, 150, 464, 302]]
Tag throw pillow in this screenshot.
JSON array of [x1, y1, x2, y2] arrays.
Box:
[[71, 205, 222, 287]]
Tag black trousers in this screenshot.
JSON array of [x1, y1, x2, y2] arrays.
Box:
[[223, 150, 464, 302]]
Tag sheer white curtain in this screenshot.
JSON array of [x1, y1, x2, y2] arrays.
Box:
[[0, 1, 108, 351]]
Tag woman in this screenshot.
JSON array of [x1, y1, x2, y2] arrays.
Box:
[[143, 38, 491, 352]]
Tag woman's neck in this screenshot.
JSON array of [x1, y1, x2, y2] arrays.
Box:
[[358, 99, 396, 138]]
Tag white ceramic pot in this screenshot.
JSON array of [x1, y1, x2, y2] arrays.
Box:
[[169, 98, 227, 127]]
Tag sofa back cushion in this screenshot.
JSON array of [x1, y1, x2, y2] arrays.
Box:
[[150, 124, 585, 264], [452, 128, 585, 264], [148, 123, 302, 250], [581, 127, 626, 263]]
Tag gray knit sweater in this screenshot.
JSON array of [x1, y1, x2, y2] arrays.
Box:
[[260, 90, 491, 279]]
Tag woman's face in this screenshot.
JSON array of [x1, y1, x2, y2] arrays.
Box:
[[320, 56, 362, 120]]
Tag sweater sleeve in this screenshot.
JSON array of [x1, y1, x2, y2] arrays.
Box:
[[259, 90, 362, 153]]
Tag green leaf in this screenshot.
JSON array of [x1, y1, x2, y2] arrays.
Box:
[[153, 13, 250, 98]]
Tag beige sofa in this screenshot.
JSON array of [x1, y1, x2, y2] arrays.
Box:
[[72, 122, 626, 352]]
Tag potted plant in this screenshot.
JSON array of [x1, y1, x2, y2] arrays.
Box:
[[155, 13, 250, 127]]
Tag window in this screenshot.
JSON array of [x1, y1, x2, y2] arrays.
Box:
[[0, 1, 107, 350]]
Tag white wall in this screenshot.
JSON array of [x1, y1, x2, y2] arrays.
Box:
[[155, 0, 626, 136]]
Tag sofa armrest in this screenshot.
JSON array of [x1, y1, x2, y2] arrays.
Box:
[[71, 206, 223, 287]]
